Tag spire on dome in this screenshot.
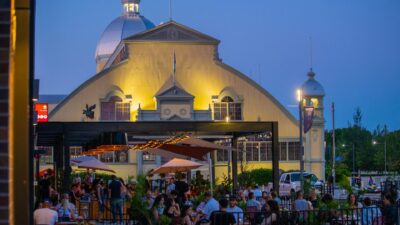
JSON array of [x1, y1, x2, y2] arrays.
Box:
[[122, 0, 141, 16], [307, 68, 315, 79]]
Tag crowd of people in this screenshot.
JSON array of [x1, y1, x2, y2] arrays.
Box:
[[34, 171, 399, 225]]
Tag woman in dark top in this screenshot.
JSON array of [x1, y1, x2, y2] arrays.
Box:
[[262, 200, 280, 225], [164, 197, 181, 224], [382, 194, 398, 225]]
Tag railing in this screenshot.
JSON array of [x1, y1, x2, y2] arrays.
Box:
[[212, 205, 399, 225]]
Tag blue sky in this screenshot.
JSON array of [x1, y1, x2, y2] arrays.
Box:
[[35, 0, 400, 130]]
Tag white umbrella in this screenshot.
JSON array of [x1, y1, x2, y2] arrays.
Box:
[[77, 159, 115, 173], [151, 158, 202, 174]]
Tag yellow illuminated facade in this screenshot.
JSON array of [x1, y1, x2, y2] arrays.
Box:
[[47, 21, 325, 182]]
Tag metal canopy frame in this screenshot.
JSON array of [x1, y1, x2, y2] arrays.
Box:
[[36, 121, 280, 193]]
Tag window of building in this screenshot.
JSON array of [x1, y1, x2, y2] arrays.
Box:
[[143, 152, 156, 161], [280, 142, 288, 161], [70, 146, 82, 157], [288, 142, 301, 160], [213, 96, 242, 121], [99, 150, 129, 163], [38, 146, 53, 165], [100, 96, 130, 121], [216, 149, 229, 162]]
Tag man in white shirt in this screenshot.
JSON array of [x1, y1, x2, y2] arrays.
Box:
[[34, 200, 58, 225], [226, 196, 244, 223]]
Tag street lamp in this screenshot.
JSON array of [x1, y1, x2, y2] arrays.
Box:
[[372, 140, 387, 174], [296, 89, 304, 191]]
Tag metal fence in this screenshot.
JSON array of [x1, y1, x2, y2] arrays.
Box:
[[212, 205, 399, 225]]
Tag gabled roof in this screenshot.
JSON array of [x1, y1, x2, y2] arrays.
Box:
[[155, 76, 194, 99], [124, 20, 220, 44]]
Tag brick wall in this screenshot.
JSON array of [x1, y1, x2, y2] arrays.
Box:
[[0, 0, 10, 224]]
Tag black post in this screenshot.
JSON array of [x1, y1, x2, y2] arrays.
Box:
[[63, 133, 71, 194], [271, 122, 280, 194], [232, 135, 238, 194], [54, 136, 64, 192]]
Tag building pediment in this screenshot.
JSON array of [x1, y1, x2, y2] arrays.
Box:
[[124, 21, 220, 44]]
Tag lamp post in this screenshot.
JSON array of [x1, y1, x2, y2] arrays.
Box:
[[373, 140, 387, 174], [296, 89, 304, 191]]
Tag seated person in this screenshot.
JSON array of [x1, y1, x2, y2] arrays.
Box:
[[55, 193, 77, 221], [34, 200, 58, 225], [209, 198, 236, 225]]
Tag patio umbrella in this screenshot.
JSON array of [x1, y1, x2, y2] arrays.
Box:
[[144, 148, 185, 159], [140, 136, 229, 160], [151, 158, 202, 174], [77, 158, 115, 173], [71, 156, 96, 164]]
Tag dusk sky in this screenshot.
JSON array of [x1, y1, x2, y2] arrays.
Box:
[[35, 0, 400, 130]]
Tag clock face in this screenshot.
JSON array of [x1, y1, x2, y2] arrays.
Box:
[[160, 104, 191, 119]]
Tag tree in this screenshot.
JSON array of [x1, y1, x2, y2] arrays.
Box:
[[353, 107, 363, 128]]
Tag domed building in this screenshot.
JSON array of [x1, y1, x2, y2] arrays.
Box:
[[95, 0, 155, 72], [42, 1, 326, 181]]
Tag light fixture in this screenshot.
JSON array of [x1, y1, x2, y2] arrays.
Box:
[[225, 116, 230, 122], [296, 89, 302, 102]]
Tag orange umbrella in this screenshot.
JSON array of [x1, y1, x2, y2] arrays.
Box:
[[151, 158, 202, 174]]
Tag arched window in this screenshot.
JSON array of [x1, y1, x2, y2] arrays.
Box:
[[100, 96, 130, 121], [213, 95, 242, 121]]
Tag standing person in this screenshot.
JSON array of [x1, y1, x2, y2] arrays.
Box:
[[292, 191, 311, 223], [260, 191, 272, 206], [209, 198, 236, 225], [247, 192, 261, 211], [108, 175, 123, 224], [175, 173, 189, 204], [308, 189, 318, 209], [38, 173, 51, 202], [201, 192, 219, 221], [226, 196, 244, 224], [96, 180, 106, 222], [166, 177, 176, 195], [382, 194, 398, 225], [34, 200, 58, 225], [270, 191, 282, 206], [261, 200, 280, 225], [346, 193, 363, 209], [253, 185, 262, 200], [362, 197, 381, 225]]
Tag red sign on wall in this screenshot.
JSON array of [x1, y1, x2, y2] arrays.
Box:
[[35, 103, 48, 122]]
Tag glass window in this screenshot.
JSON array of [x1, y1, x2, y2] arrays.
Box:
[[260, 142, 267, 161], [100, 152, 114, 163], [288, 142, 301, 160], [100, 96, 130, 121], [280, 142, 287, 161], [266, 142, 272, 161], [115, 150, 129, 163], [38, 146, 53, 165], [216, 149, 229, 162], [70, 146, 82, 157], [213, 96, 242, 121], [291, 173, 301, 182], [143, 152, 156, 161], [237, 141, 244, 161]]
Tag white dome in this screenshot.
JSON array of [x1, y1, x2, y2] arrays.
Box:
[[301, 69, 325, 96], [95, 15, 155, 62]]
